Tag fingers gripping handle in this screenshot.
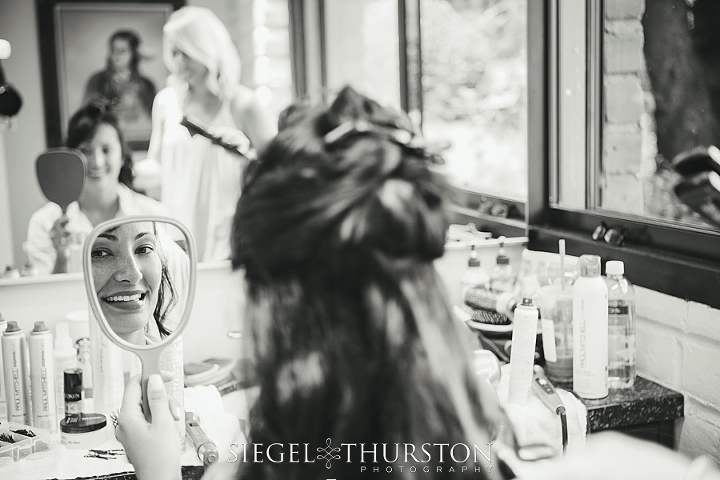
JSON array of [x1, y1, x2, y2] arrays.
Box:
[[139, 349, 164, 422]]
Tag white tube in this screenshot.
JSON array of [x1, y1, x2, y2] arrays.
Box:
[[28, 321, 57, 431], [1, 321, 29, 423], [508, 299, 539, 404]]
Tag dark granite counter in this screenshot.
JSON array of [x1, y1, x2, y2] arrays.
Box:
[[581, 376, 684, 431], [578, 376, 684, 448]]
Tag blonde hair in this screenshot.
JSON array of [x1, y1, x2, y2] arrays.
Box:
[[163, 6, 241, 99]]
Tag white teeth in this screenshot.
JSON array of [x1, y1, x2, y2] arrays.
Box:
[[106, 294, 142, 302]]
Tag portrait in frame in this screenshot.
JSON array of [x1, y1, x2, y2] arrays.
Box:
[[37, 0, 184, 151]]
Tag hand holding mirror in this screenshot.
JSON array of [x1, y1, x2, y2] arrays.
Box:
[[82, 216, 196, 418]]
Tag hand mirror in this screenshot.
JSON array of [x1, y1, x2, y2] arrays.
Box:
[[36, 148, 85, 213], [82, 216, 197, 415]]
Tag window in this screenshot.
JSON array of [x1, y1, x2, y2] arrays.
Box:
[[292, 0, 529, 236], [528, 0, 720, 309]]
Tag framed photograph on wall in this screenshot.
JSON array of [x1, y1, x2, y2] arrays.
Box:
[[36, 0, 184, 151]]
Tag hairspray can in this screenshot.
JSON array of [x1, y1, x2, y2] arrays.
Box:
[[28, 321, 57, 431], [1, 321, 29, 423], [0, 314, 7, 420], [508, 298, 539, 404]]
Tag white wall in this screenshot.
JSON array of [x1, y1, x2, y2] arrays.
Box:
[[0, 0, 48, 267]]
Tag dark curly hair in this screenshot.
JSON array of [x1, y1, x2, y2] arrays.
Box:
[[231, 86, 501, 479]]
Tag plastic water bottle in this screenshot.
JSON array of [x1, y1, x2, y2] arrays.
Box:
[[605, 260, 636, 389]]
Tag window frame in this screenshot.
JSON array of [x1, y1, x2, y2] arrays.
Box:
[[289, 0, 528, 238], [528, 0, 720, 310]]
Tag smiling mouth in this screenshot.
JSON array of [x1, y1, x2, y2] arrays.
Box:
[[86, 167, 110, 178], [103, 293, 146, 303]]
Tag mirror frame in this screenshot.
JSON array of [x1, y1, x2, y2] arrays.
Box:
[[82, 215, 197, 352]]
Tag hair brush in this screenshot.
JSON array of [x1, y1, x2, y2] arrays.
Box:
[[463, 286, 512, 325]]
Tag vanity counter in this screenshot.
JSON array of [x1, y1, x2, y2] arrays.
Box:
[[581, 375, 684, 449]]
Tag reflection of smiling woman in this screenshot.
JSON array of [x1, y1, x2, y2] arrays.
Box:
[[91, 222, 176, 345]]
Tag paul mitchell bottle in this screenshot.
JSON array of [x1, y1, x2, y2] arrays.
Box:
[[28, 321, 57, 431], [2, 321, 30, 423], [572, 255, 608, 399]]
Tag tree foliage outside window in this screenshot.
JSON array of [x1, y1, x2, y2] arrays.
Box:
[[421, 0, 527, 198]]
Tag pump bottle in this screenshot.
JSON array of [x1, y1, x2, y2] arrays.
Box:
[[572, 255, 608, 399], [460, 245, 490, 298], [489, 236, 515, 293]]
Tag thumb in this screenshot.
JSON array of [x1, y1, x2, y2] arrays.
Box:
[[146, 374, 174, 427]]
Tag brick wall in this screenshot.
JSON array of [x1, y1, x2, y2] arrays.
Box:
[[635, 286, 720, 462], [602, 0, 646, 214], [604, 0, 720, 462]]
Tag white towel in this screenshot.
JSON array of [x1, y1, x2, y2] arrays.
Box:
[[496, 364, 587, 457]]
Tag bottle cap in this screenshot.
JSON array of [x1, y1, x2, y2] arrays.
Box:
[[468, 246, 480, 267], [578, 255, 601, 277], [606, 260, 624, 276], [60, 413, 106, 434], [496, 236, 510, 265], [64, 368, 84, 394], [520, 297, 534, 307], [4, 320, 20, 333], [32, 321, 49, 333]]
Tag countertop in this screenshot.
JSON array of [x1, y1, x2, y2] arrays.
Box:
[[580, 376, 684, 432]]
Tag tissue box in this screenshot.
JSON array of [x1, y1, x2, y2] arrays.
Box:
[[0, 423, 51, 463]]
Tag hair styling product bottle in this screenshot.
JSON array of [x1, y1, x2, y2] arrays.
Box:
[[508, 298, 539, 404], [28, 321, 57, 431], [572, 255, 608, 399], [2, 321, 30, 423]]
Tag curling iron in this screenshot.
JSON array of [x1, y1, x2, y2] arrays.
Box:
[[186, 412, 219, 466], [531, 365, 568, 454]]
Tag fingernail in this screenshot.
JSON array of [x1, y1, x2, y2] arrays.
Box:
[[148, 374, 164, 391], [173, 405, 183, 419]]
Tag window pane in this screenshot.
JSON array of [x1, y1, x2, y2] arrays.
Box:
[[421, 0, 528, 199], [600, 0, 718, 230], [324, 0, 402, 110]]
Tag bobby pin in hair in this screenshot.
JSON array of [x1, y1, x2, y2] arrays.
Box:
[[323, 120, 445, 164]]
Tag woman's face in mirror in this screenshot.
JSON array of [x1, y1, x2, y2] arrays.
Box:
[[91, 222, 162, 339], [78, 123, 123, 187], [170, 47, 208, 86], [109, 38, 133, 72]]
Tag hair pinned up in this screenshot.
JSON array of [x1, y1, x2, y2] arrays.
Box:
[[231, 86, 499, 480], [233, 86, 449, 278]]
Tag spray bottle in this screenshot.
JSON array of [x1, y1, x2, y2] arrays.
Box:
[[1, 321, 29, 423], [28, 321, 57, 431], [508, 298, 539, 404]]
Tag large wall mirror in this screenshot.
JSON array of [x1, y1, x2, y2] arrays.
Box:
[[554, 0, 720, 232], [1, 0, 294, 277]]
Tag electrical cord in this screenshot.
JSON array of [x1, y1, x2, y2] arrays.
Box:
[[558, 406, 568, 454]]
